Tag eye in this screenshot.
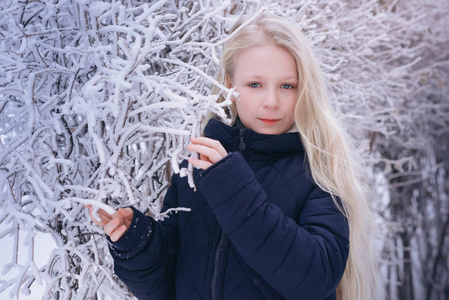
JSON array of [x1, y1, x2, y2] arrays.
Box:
[[281, 84, 295, 89], [248, 83, 261, 88]]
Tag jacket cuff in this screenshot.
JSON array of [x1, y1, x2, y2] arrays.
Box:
[[108, 206, 153, 260]]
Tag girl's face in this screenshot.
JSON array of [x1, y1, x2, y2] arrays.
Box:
[[228, 45, 298, 135]]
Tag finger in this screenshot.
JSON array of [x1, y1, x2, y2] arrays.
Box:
[[199, 153, 211, 163], [97, 208, 113, 220], [103, 218, 121, 237], [188, 157, 213, 170], [109, 225, 127, 242], [190, 137, 227, 157], [117, 208, 133, 227], [90, 208, 112, 227], [117, 207, 133, 218], [187, 143, 223, 164]]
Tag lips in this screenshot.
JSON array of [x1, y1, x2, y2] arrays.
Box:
[[259, 118, 280, 125]]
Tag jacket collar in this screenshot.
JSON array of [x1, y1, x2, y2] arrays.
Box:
[[203, 118, 304, 160]]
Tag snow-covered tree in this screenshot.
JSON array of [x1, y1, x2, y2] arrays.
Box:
[[0, 0, 447, 299]]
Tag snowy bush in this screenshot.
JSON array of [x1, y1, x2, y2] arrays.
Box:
[[0, 0, 447, 299]]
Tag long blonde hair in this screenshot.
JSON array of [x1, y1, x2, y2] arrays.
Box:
[[213, 13, 377, 300]]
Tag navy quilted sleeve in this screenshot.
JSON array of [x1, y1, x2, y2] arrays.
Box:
[[197, 152, 349, 300], [108, 174, 181, 299]]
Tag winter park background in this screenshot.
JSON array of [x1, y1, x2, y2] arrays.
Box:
[[0, 0, 448, 299]]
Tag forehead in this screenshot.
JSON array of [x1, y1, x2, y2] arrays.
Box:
[[233, 45, 298, 80]]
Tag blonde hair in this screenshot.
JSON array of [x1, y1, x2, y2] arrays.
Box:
[[212, 13, 377, 300]]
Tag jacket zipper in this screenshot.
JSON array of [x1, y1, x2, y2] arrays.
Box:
[[238, 128, 246, 152], [210, 127, 246, 299], [211, 231, 226, 300]]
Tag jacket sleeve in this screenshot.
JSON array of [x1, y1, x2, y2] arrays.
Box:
[[108, 173, 181, 300], [197, 152, 349, 300]]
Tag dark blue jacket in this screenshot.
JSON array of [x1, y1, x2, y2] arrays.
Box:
[[109, 118, 349, 300]]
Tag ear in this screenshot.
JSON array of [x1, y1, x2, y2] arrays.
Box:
[[225, 74, 232, 89], [225, 74, 237, 102]]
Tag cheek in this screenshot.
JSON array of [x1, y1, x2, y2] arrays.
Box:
[[234, 98, 245, 116], [235, 95, 258, 115], [234, 90, 251, 109], [285, 94, 298, 111], [284, 97, 297, 122]]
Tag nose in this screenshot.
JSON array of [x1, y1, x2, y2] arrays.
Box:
[[262, 88, 279, 109]]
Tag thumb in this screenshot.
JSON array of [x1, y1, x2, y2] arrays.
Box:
[[117, 207, 133, 217]]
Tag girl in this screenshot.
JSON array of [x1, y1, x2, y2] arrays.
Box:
[[88, 13, 376, 300]]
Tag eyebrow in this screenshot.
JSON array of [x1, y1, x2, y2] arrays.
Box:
[[245, 75, 298, 81]]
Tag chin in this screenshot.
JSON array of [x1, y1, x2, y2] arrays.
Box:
[[255, 128, 285, 135]]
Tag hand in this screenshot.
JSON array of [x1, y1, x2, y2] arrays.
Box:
[[85, 205, 133, 242], [187, 137, 227, 170]]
